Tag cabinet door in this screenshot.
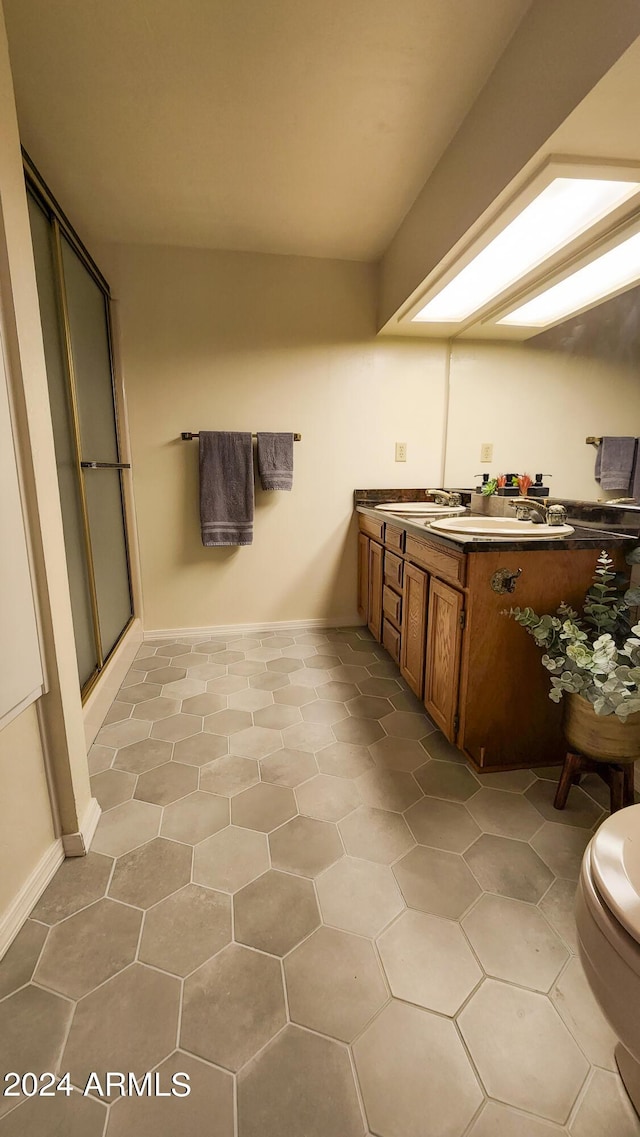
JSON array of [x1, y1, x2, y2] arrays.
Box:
[[400, 563, 428, 697], [367, 540, 384, 642], [424, 579, 463, 740], [357, 533, 369, 620]]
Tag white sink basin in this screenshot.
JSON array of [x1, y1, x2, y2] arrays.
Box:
[[376, 502, 466, 516], [428, 516, 574, 539]]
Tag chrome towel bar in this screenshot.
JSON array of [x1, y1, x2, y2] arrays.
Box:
[[181, 432, 301, 441]]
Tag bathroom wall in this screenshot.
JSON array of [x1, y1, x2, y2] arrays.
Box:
[[0, 706, 57, 922], [89, 237, 640, 636], [0, 11, 57, 946], [0, 4, 100, 951], [97, 243, 447, 634], [444, 339, 640, 499]]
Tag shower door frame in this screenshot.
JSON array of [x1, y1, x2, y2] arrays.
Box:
[[24, 150, 136, 700]]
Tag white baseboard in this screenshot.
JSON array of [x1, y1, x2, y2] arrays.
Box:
[[62, 796, 102, 858], [145, 616, 365, 641], [0, 839, 64, 960]]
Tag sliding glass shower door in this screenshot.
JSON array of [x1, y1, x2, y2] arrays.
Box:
[[26, 162, 133, 696]]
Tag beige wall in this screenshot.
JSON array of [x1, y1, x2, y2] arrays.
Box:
[[0, 705, 56, 919], [0, 8, 58, 934], [444, 340, 640, 499], [98, 243, 447, 633], [0, 3, 99, 945], [93, 239, 640, 635]]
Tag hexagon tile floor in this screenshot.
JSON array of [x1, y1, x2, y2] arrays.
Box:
[[1, 626, 640, 1137]]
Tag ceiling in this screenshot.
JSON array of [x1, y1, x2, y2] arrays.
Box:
[[3, 0, 531, 261]]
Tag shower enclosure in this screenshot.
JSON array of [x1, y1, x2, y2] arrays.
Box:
[[26, 155, 134, 697]]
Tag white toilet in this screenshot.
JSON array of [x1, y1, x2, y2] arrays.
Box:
[[576, 802, 640, 1115]]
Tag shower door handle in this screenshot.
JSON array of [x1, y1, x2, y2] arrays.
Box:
[[80, 461, 131, 469]]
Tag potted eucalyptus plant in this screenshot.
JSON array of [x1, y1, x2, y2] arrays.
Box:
[[508, 550, 640, 760]]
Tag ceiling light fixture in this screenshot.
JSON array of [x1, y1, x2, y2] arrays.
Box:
[[498, 228, 640, 328], [410, 168, 640, 325]]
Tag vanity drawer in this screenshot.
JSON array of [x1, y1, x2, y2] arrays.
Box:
[[359, 514, 384, 542], [383, 584, 402, 629], [382, 619, 401, 663], [384, 524, 405, 553], [384, 551, 404, 591], [405, 534, 465, 587]]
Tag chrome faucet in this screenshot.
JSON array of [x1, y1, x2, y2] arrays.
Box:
[[511, 498, 547, 524], [510, 499, 568, 526], [428, 490, 462, 507]]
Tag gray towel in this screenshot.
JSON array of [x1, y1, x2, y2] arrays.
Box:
[[595, 436, 637, 491], [256, 432, 294, 491], [199, 432, 254, 546]]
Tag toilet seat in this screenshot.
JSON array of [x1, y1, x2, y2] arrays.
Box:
[[577, 809, 640, 1117], [590, 803, 640, 944]]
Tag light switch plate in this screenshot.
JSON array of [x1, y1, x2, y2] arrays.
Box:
[[395, 442, 407, 462], [480, 442, 493, 463]]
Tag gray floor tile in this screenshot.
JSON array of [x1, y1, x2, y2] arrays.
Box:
[[138, 884, 231, 976], [6, 626, 618, 1137], [34, 898, 141, 998], [61, 964, 180, 1099], [0, 988, 73, 1118], [284, 925, 387, 1041], [181, 943, 286, 1070], [238, 1025, 364, 1137], [0, 1089, 106, 1136], [0, 921, 48, 999], [106, 1052, 233, 1136], [354, 1000, 482, 1137]]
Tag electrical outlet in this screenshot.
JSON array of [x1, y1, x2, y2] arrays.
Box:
[[480, 442, 493, 463], [395, 442, 407, 462]]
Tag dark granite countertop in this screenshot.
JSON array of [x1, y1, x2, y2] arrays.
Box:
[[355, 502, 637, 555], [547, 498, 640, 535]]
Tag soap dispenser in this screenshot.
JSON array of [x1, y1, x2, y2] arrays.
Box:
[[531, 474, 551, 498]]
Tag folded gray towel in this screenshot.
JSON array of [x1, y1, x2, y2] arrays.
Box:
[[257, 432, 294, 491], [595, 436, 637, 491], [199, 432, 254, 546]]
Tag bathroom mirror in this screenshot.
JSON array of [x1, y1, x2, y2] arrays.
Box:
[[443, 284, 640, 503]]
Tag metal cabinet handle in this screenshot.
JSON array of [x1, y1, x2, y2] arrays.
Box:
[[80, 461, 131, 469]]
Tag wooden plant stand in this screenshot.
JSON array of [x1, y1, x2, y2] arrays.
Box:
[[554, 750, 635, 815]]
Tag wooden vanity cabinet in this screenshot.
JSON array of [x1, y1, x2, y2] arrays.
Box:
[[359, 519, 460, 715], [382, 620, 401, 663], [424, 579, 464, 738], [381, 528, 404, 664], [397, 533, 465, 728], [357, 532, 369, 620], [384, 551, 404, 592], [382, 585, 402, 628], [367, 539, 384, 641], [400, 562, 428, 696], [358, 514, 385, 638], [358, 511, 632, 772], [457, 546, 628, 771]]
